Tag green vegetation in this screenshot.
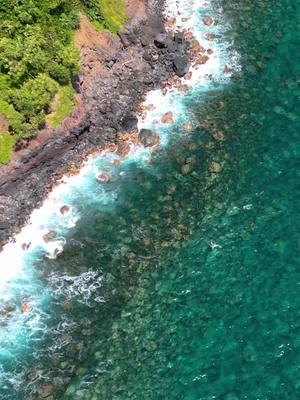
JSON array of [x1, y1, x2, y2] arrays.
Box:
[[0, 0, 127, 163], [0, 0, 80, 146], [47, 85, 75, 128], [81, 0, 127, 32], [0, 131, 15, 164]]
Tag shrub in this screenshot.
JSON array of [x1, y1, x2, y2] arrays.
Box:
[[12, 74, 58, 118], [48, 63, 71, 85], [0, 100, 24, 134]]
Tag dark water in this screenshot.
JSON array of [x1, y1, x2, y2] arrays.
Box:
[[1, 0, 300, 398]]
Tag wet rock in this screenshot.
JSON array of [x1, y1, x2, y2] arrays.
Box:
[[205, 33, 215, 41], [173, 55, 189, 77], [166, 17, 176, 28], [189, 39, 206, 54], [43, 230, 56, 243], [210, 162, 221, 173], [224, 65, 233, 74], [60, 205, 70, 215], [184, 71, 192, 80], [21, 242, 31, 251], [21, 303, 30, 313], [145, 103, 156, 111], [161, 111, 174, 124], [204, 74, 213, 80], [193, 54, 209, 66], [112, 158, 121, 166], [97, 172, 110, 183], [179, 84, 189, 93], [203, 16, 214, 26], [138, 129, 159, 147], [117, 141, 131, 157]]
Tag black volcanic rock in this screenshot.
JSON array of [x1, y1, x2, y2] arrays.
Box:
[[173, 55, 189, 77], [121, 114, 138, 132], [154, 33, 168, 48], [139, 129, 155, 147]]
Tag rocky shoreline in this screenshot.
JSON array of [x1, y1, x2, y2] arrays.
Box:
[[0, 0, 191, 249]]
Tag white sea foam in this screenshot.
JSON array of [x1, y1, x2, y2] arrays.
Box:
[[0, 0, 239, 346], [139, 0, 240, 132]]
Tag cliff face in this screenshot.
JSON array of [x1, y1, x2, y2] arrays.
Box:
[[0, 0, 190, 248]]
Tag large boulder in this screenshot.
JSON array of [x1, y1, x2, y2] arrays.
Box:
[[154, 33, 168, 48], [121, 114, 138, 132], [173, 55, 189, 77]]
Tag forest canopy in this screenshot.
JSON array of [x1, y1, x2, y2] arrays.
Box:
[[0, 0, 127, 163]]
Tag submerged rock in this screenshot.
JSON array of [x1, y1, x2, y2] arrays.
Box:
[[43, 230, 56, 243], [21, 242, 31, 251], [210, 162, 221, 173], [203, 16, 214, 26], [112, 158, 121, 166], [212, 129, 225, 141], [97, 172, 110, 183], [183, 122, 193, 131], [60, 205, 70, 215], [37, 382, 54, 398], [138, 129, 160, 147], [181, 163, 191, 174], [205, 33, 215, 41], [224, 65, 233, 74]]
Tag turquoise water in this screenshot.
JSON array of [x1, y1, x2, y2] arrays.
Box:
[[1, 0, 300, 398]]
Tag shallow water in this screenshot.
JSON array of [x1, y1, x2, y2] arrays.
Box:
[[0, 0, 300, 398]]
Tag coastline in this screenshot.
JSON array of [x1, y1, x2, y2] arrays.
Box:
[[0, 0, 191, 249], [0, 1, 240, 397]]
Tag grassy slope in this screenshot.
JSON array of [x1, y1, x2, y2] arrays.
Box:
[[47, 85, 75, 129], [0, 131, 15, 164]]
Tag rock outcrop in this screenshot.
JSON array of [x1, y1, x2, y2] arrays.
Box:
[[0, 0, 191, 248]]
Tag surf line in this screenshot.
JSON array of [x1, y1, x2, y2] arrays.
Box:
[[0, 0, 237, 324]]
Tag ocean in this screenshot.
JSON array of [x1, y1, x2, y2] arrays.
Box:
[[0, 0, 299, 398]]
